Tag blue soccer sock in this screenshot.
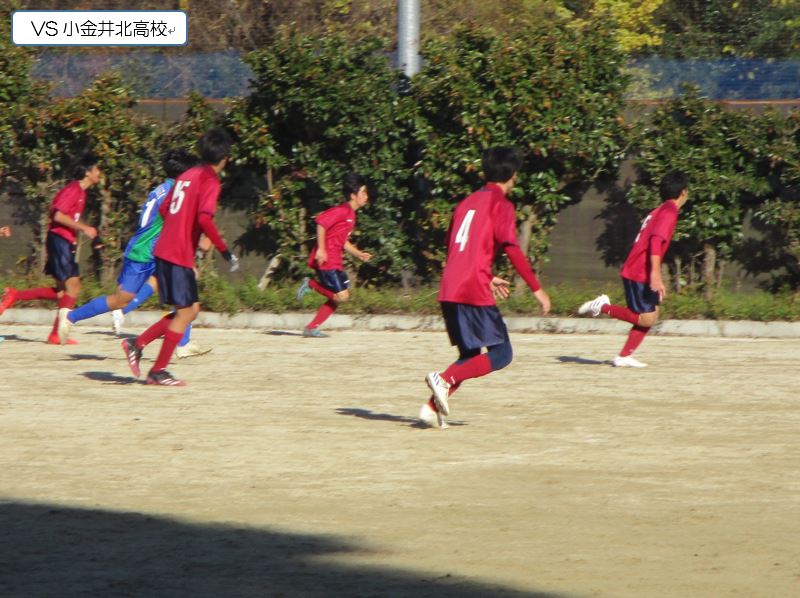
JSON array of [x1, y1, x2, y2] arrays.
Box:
[[122, 282, 154, 315], [68, 295, 111, 323], [178, 323, 192, 347]]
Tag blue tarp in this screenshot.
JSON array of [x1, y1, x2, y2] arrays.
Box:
[[31, 52, 800, 100], [628, 57, 800, 100]]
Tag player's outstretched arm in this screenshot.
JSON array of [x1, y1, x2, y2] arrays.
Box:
[[198, 212, 238, 271], [344, 241, 371, 262], [504, 244, 550, 315], [534, 288, 551, 315], [53, 210, 97, 239]]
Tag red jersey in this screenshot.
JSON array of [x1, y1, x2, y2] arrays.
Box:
[[307, 202, 356, 271], [620, 199, 679, 283], [438, 183, 519, 306], [154, 165, 221, 268], [49, 181, 86, 244]]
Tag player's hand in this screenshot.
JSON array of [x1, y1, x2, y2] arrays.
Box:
[[650, 276, 666, 301], [359, 251, 372, 262], [84, 225, 98, 239], [534, 288, 551, 315], [0, 225, 11, 237], [315, 249, 328, 267], [228, 254, 240, 272], [490, 276, 511, 300]]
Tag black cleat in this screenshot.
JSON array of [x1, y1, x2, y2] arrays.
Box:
[[146, 369, 187, 386]]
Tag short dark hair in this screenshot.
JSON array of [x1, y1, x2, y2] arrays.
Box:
[[482, 146, 523, 183], [71, 153, 100, 180], [162, 149, 198, 179], [659, 170, 689, 201], [342, 172, 368, 197], [197, 127, 233, 164]]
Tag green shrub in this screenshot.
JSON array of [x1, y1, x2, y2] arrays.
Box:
[[6, 273, 800, 321]]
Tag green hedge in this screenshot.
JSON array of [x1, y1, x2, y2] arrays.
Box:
[[4, 274, 800, 322]]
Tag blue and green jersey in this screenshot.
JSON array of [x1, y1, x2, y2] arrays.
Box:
[[124, 179, 174, 263]]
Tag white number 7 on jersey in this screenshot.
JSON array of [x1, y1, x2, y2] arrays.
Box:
[[454, 209, 476, 252]]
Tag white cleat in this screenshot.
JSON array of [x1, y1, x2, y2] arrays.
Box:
[[56, 308, 73, 345], [175, 341, 213, 359], [578, 294, 610, 317], [613, 355, 647, 368], [111, 309, 124, 335], [425, 371, 451, 416]]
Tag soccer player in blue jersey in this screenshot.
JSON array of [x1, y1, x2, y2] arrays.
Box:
[[56, 149, 201, 347]]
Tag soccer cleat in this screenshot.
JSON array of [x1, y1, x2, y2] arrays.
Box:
[[146, 369, 187, 386], [0, 287, 17, 315], [122, 338, 143, 377], [419, 397, 447, 429], [175, 341, 213, 359], [425, 371, 451, 416], [111, 309, 124, 335], [47, 333, 77, 345], [56, 307, 73, 345], [302, 326, 328, 338], [295, 277, 311, 302], [612, 355, 647, 368], [578, 293, 610, 317]]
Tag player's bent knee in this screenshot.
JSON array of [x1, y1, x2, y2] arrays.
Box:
[[334, 291, 350, 304], [638, 311, 659, 328], [488, 341, 513, 371]]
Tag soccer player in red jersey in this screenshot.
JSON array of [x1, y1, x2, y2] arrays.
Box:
[[422, 147, 551, 427], [0, 153, 101, 344], [295, 172, 372, 337], [121, 128, 239, 386], [577, 170, 689, 368], [0, 224, 10, 344]]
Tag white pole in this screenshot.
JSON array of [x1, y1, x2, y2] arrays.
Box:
[[398, 0, 421, 77]]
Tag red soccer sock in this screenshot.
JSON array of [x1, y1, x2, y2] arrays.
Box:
[[306, 299, 337, 329], [57, 294, 77, 309], [602, 303, 640, 325], [47, 295, 77, 338], [441, 354, 493, 386], [151, 329, 183, 373], [136, 314, 173, 349], [620, 325, 650, 357], [309, 279, 336, 300], [16, 287, 59, 302]]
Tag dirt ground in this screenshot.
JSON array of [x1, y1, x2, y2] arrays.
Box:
[[0, 323, 798, 598]]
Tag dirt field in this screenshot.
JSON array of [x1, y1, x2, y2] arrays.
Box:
[[0, 323, 798, 597]]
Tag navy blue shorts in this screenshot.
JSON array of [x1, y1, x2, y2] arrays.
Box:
[[441, 302, 509, 352], [316, 269, 350, 294], [44, 232, 79, 281], [117, 258, 155, 294], [623, 277, 661, 314], [155, 258, 198, 307]]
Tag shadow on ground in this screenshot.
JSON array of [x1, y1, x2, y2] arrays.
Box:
[[0, 334, 40, 343], [336, 407, 468, 429], [0, 501, 564, 598], [62, 353, 108, 361], [81, 371, 140, 385], [556, 356, 609, 366]]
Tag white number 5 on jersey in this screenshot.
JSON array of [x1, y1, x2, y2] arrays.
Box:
[[169, 180, 191, 215], [454, 209, 476, 252]]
